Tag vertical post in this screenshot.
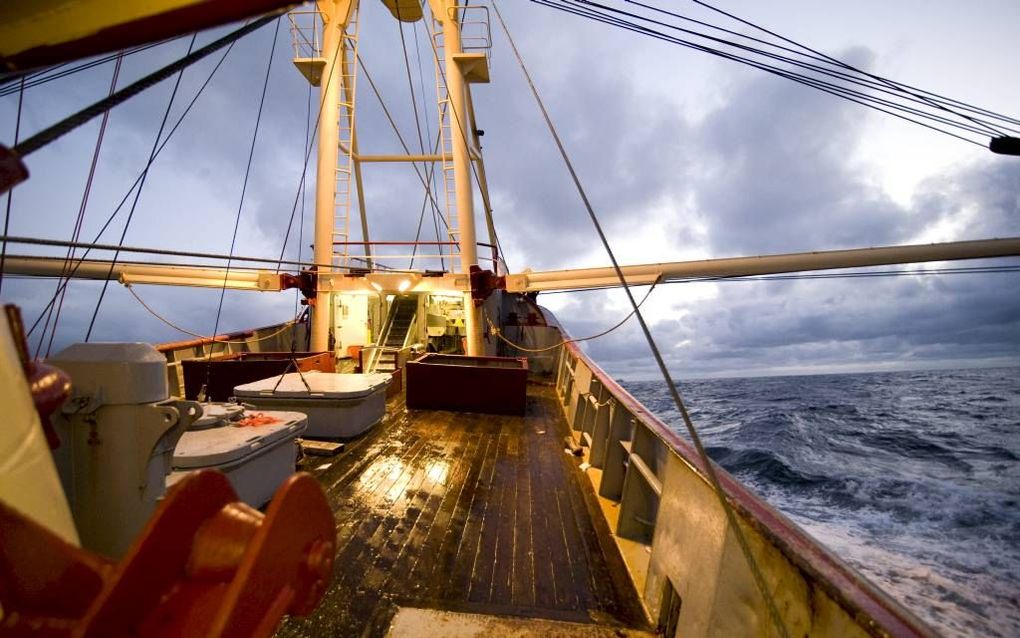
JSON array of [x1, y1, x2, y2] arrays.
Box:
[[440, 1, 483, 355], [311, 1, 349, 352]]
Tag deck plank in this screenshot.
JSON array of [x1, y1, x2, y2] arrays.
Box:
[[276, 385, 648, 638]]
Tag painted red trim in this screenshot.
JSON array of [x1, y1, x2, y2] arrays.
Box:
[[543, 307, 934, 638]]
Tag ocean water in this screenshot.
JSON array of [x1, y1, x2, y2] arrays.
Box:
[[622, 367, 1020, 638]]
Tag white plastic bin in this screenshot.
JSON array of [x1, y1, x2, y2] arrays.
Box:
[[170, 410, 306, 508], [233, 372, 389, 439]]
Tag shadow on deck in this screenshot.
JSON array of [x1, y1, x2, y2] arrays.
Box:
[[276, 384, 649, 637]]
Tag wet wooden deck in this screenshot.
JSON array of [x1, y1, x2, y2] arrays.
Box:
[[276, 383, 648, 637]]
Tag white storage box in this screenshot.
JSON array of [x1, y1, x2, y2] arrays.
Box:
[[170, 410, 306, 508], [233, 372, 389, 439]]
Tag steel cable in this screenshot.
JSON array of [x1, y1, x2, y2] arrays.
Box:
[[37, 53, 125, 358], [533, 0, 1009, 147], [85, 35, 198, 341], [493, 3, 791, 635]]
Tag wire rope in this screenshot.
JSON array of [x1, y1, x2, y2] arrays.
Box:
[[533, 0, 1006, 146], [37, 53, 125, 358], [419, 3, 500, 268], [0, 76, 25, 296], [393, 4, 446, 270], [0, 38, 182, 99], [492, 3, 791, 635], [12, 14, 282, 160], [22, 36, 243, 339], [3, 235, 418, 274], [208, 18, 281, 349], [84, 35, 198, 341], [356, 55, 449, 232], [126, 283, 298, 343], [484, 279, 659, 353], [609, 0, 1014, 137], [680, 0, 1011, 136], [539, 0, 990, 143], [274, 14, 345, 275], [413, 19, 449, 268]]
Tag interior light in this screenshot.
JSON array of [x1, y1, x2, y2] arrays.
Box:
[[397, 279, 411, 292], [370, 281, 383, 292]]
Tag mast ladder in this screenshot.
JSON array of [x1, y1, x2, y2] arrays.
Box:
[[333, 8, 360, 270], [431, 13, 461, 269]]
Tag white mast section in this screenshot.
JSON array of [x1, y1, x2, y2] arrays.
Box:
[[2, 237, 1017, 291], [506, 238, 1020, 292], [310, 0, 356, 352], [432, 0, 486, 355]]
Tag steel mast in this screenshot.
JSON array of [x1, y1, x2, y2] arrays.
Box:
[[431, 0, 488, 355], [308, 0, 355, 352]]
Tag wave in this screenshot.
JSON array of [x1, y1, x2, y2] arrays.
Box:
[[624, 366, 1020, 638]]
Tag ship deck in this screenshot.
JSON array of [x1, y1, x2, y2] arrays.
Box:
[[276, 382, 649, 637]]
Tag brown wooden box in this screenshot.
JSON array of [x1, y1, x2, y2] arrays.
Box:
[[405, 354, 528, 416], [180, 352, 334, 401]]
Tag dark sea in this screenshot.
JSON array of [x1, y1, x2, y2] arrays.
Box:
[[622, 366, 1020, 638]]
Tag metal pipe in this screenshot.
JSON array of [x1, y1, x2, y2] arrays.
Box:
[[507, 237, 1020, 292], [0, 256, 273, 290], [356, 153, 444, 162]]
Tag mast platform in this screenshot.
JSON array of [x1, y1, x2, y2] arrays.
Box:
[[277, 384, 649, 637]]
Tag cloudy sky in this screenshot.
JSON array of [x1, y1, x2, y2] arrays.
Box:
[[1, 0, 1018, 378]]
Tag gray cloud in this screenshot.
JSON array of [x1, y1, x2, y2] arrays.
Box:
[[1, 3, 1016, 377]]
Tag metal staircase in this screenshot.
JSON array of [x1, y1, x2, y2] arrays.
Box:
[[369, 295, 418, 373]]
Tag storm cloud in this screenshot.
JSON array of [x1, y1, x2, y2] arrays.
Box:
[[1, 1, 1017, 375]]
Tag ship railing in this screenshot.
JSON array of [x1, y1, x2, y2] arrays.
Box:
[[447, 4, 492, 63], [334, 240, 503, 274], [540, 311, 932, 637], [157, 320, 306, 398], [287, 10, 324, 61]]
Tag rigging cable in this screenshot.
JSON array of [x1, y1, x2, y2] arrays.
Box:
[[662, 2, 1018, 130], [420, 4, 499, 267], [356, 55, 450, 233], [491, 3, 791, 636], [23, 35, 245, 339], [679, 0, 1010, 137], [3, 235, 418, 275], [542, 0, 1020, 141], [11, 13, 283, 160], [37, 52, 125, 358], [125, 283, 298, 343], [84, 34, 198, 341], [413, 18, 449, 269], [532, 0, 1001, 147], [0, 76, 25, 296], [0, 38, 182, 99], [393, 4, 445, 270], [537, 0, 990, 143], [604, 0, 1013, 138], [275, 12, 346, 275], [483, 278, 660, 353], [209, 18, 281, 347]]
